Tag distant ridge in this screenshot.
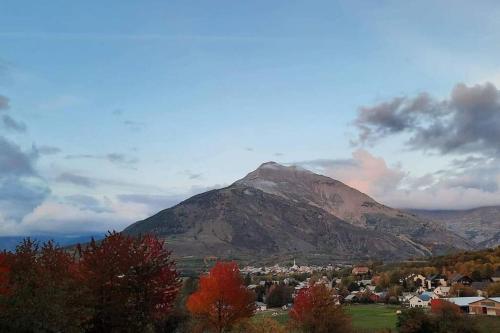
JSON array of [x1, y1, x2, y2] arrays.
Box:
[[408, 206, 500, 248]]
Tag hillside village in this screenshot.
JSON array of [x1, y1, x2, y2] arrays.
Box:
[[240, 249, 500, 317]]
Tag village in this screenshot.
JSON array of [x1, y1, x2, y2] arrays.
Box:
[[241, 260, 500, 317]]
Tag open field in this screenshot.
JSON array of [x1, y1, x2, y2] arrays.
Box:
[[254, 309, 289, 325], [345, 304, 399, 332], [254, 304, 400, 332]]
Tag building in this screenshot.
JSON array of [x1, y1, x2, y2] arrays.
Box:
[[427, 274, 447, 289], [442, 297, 484, 313], [352, 266, 370, 276], [469, 297, 500, 316], [408, 294, 432, 308], [344, 294, 359, 303], [449, 273, 473, 286], [434, 286, 451, 297]]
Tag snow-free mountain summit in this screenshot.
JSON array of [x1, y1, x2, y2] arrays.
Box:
[[124, 162, 472, 263]]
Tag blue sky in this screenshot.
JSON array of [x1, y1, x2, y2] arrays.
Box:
[[1, 1, 500, 236]]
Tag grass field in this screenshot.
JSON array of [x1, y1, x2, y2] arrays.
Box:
[[345, 304, 399, 332], [254, 309, 289, 325], [254, 304, 400, 332]]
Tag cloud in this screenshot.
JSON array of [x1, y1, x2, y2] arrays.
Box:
[[55, 172, 95, 188], [296, 149, 405, 197], [354, 82, 500, 156], [0, 136, 50, 225], [0, 176, 50, 222], [35, 145, 61, 155], [64, 194, 112, 213], [0, 136, 37, 176], [2, 115, 27, 132], [117, 194, 182, 213], [0, 95, 9, 110], [65, 153, 138, 166], [297, 149, 500, 210], [181, 170, 203, 180], [117, 184, 224, 215], [1, 200, 139, 236]]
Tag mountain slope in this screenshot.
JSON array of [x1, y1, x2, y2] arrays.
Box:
[[408, 206, 500, 248], [124, 162, 472, 263], [235, 162, 471, 251]]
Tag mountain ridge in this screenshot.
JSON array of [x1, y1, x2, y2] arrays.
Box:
[[124, 162, 473, 263]]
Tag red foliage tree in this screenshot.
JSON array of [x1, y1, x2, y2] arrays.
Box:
[[78, 232, 180, 332], [186, 261, 256, 333], [0, 239, 91, 332], [290, 284, 352, 333], [0, 252, 10, 296]]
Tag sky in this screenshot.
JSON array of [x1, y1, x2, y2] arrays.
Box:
[[1, 0, 500, 237]]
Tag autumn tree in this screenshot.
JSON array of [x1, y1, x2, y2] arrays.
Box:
[[289, 284, 352, 333], [450, 283, 476, 297], [397, 308, 434, 333], [79, 232, 180, 332], [266, 284, 292, 308], [186, 261, 256, 333], [0, 239, 91, 333], [0, 252, 10, 297], [486, 282, 500, 297]]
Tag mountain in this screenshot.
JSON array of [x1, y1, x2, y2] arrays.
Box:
[[408, 206, 500, 248], [124, 162, 472, 264]]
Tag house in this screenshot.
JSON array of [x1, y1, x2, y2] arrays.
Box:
[[434, 286, 451, 297], [449, 273, 473, 286], [442, 297, 485, 313], [256, 302, 267, 311], [469, 297, 500, 316], [352, 266, 370, 276], [427, 274, 447, 289], [359, 279, 372, 286], [400, 292, 416, 304], [408, 294, 432, 308], [420, 291, 439, 300], [344, 294, 359, 303]]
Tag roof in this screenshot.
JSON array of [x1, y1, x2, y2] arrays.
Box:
[[352, 267, 370, 274], [471, 281, 491, 290], [435, 286, 450, 291], [450, 273, 471, 282], [443, 297, 484, 307], [468, 298, 500, 305]]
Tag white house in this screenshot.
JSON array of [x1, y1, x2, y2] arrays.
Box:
[[408, 294, 432, 308], [434, 286, 451, 297]]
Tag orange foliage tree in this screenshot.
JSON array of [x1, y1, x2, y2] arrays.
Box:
[[187, 261, 256, 333], [290, 284, 352, 333]]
